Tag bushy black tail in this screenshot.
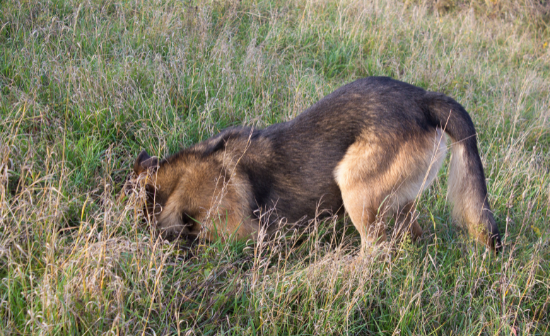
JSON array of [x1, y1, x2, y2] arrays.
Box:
[[423, 92, 501, 251]]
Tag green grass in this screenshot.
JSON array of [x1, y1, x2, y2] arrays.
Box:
[[1, 0, 549, 334]]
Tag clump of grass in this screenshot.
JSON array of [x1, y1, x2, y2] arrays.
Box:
[[431, 0, 550, 30], [1, 0, 549, 334]]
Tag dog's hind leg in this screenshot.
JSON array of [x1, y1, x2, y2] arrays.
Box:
[[335, 129, 447, 255], [334, 138, 392, 255], [339, 186, 387, 253], [394, 202, 423, 242]]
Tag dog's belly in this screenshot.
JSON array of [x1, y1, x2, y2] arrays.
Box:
[[242, 157, 344, 225], [273, 181, 344, 224]]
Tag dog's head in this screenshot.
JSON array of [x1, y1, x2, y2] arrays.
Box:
[[133, 146, 254, 242], [133, 150, 204, 240]]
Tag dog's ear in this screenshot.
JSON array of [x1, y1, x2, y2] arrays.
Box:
[[202, 137, 226, 157], [134, 150, 159, 176], [201, 131, 237, 157]]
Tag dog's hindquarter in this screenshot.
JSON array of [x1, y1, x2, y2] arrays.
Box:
[[334, 126, 448, 246]]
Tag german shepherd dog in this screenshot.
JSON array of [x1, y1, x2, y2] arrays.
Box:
[[134, 77, 501, 252]]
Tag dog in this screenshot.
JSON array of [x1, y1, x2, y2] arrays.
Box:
[[133, 77, 501, 252]]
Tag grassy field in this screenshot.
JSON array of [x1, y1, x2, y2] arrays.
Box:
[[1, 0, 550, 334]]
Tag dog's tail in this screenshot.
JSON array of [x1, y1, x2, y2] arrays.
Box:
[[423, 92, 501, 251]]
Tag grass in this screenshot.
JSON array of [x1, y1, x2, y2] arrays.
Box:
[[1, 0, 549, 334]]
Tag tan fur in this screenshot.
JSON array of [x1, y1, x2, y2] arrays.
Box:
[[447, 141, 490, 243], [335, 128, 447, 252], [150, 153, 256, 241]]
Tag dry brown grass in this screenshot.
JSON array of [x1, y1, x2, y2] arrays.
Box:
[[1, 0, 549, 334]]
